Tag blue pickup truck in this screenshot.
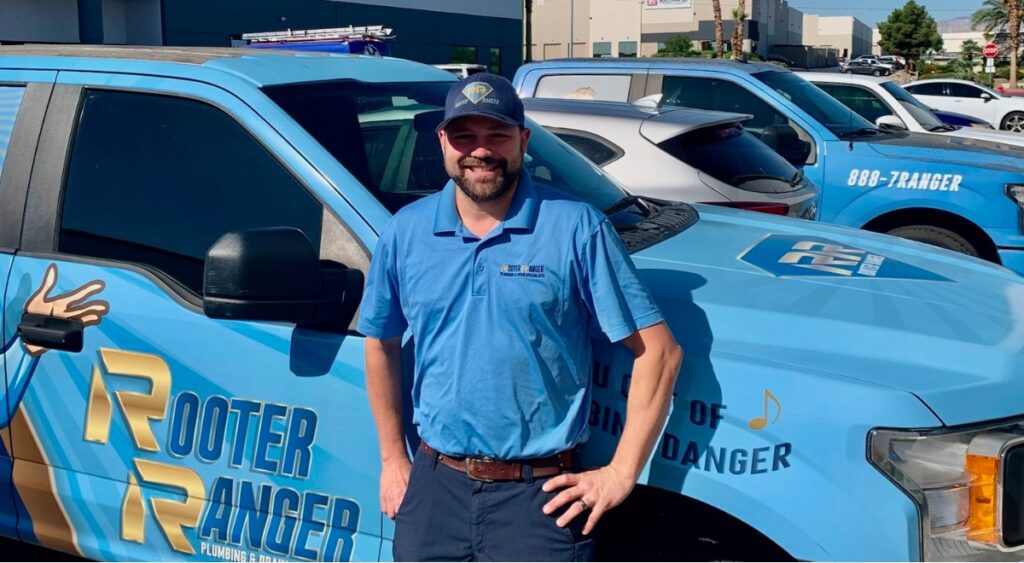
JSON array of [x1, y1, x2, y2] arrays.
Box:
[[514, 59, 1024, 274], [0, 45, 1023, 562]]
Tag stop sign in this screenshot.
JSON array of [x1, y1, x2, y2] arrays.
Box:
[[984, 42, 998, 58]]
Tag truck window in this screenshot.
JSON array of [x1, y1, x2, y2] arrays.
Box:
[[59, 90, 323, 295], [535, 74, 632, 101], [817, 84, 894, 125], [263, 80, 630, 215], [661, 76, 787, 134], [0, 86, 25, 180]]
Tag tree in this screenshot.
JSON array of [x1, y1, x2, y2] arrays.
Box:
[[971, 0, 1023, 88], [878, 0, 943, 65], [732, 0, 747, 60], [961, 39, 983, 63], [712, 0, 724, 58], [656, 35, 696, 57]]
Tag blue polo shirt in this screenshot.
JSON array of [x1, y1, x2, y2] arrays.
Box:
[[357, 175, 664, 459]]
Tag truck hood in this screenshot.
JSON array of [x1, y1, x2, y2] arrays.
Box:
[[865, 131, 1024, 173], [945, 126, 1024, 151], [635, 204, 1024, 426]]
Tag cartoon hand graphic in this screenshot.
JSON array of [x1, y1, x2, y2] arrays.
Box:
[[23, 264, 109, 356]]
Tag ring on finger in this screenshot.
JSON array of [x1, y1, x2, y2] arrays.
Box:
[[575, 498, 590, 511]]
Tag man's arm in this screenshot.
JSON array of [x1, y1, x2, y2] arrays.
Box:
[[542, 321, 682, 534], [366, 335, 411, 519]]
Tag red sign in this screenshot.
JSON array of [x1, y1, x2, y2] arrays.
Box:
[[984, 42, 998, 58]]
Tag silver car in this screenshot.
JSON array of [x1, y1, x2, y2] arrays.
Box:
[[523, 98, 819, 219]]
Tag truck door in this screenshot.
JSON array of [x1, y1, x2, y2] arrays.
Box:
[[0, 72, 56, 545], [5, 75, 381, 561]]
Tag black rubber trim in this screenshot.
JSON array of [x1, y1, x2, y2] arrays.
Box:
[[0, 82, 54, 250], [21, 84, 82, 253], [618, 202, 700, 253]]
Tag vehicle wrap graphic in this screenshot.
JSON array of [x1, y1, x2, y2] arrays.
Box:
[[739, 235, 952, 280], [1, 259, 380, 562]]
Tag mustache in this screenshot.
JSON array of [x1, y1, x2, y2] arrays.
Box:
[[459, 157, 507, 170]]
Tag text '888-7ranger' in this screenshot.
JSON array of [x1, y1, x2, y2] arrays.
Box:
[[0, 46, 1023, 562]]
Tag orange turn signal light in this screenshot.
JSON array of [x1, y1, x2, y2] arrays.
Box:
[[966, 453, 1000, 544]]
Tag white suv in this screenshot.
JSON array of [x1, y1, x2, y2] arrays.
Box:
[[905, 78, 1024, 132]]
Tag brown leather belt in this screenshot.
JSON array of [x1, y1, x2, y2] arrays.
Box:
[[420, 442, 574, 482]]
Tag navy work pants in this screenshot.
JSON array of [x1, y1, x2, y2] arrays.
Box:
[[393, 446, 596, 562]]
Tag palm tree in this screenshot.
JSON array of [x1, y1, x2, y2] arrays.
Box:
[[731, 0, 747, 60], [972, 0, 1023, 88], [713, 0, 724, 57]]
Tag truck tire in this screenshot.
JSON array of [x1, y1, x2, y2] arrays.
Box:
[[886, 225, 979, 257], [1001, 111, 1024, 133]]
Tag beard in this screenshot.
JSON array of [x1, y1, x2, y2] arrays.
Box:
[[447, 155, 522, 204]]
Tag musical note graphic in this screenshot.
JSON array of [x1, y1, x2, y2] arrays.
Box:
[[748, 389, 781, 430]]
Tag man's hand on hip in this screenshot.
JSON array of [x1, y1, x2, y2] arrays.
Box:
[[540, 464, 635, 535], [380, 457, 413, 519]]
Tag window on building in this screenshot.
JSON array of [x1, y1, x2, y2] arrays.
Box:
[[489, 48, 501, 75], [619, 41, 638, 58], [451, 46, 478, 65], [59, 90, 323, 295], [0, 86, 25, 180], [657, 42, 668, 53], [593, 42, 612, 58]]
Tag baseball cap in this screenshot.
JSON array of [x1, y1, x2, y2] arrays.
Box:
[[436, 73, 526, 132]]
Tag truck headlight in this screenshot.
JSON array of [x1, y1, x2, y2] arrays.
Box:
[[1006, 184, 1024, 233], [869, 420, 1024, 561]]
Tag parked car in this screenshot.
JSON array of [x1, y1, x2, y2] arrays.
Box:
[[5, 45, 1024, 563], [851, 55, 895, 71], [522, 98, 818, 219], [877, 55, 904, 70], [932, 108, 995, 128], [514, 59, 1024, 270], [841, 59, 891, 77], [904, 78, 1024, 132], [800, 73, 1018, 147], [996, 83, 1024, 97]]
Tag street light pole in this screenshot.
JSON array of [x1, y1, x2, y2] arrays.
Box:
[[569, 0, 574, 58]]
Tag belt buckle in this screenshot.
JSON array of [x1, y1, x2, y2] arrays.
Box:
[[463, 457, 495, 482]]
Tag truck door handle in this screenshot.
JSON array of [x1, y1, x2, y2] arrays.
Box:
[[17, 313, 84, 353]]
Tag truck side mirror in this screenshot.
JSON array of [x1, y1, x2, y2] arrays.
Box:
[[875, 114, 907, 131], [761, 124, 811, 166], [203, 227, 362, 332]]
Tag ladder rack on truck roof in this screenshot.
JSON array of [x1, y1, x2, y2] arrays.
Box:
[[241, 26, 394, 44]]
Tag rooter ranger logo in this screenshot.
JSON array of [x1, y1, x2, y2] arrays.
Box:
[[84, 349, 361, 561]]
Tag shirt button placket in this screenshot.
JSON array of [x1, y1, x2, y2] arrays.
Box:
[[473, 249, 487, 296]]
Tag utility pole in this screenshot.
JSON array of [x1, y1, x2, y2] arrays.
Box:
[[569, 0, 575, 58]]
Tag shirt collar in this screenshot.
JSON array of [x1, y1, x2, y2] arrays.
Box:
[[432, 174, 539, 237]]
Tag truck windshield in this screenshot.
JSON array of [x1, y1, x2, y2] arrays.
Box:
[[659, 123, 803, 193], [879, 81, 947, 131], [262, 80, 630, 215], [753, 70, 875, 137]]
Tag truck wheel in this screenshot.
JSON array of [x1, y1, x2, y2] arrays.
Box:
[[1001, 111, 1024, 133], [886, 225, 979, 257]]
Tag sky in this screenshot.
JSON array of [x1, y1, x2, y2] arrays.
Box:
[[786, 0, 983, 29]]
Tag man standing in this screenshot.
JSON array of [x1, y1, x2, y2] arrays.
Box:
[[358, 73, 682, 561]]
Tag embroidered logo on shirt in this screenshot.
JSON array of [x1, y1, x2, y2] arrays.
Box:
[[499, 264, 546, 278]]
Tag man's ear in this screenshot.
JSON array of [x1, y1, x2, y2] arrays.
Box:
[[520, 127, 531, 153]]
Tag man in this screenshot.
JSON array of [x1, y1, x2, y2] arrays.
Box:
[[358, 73, 682, 561]]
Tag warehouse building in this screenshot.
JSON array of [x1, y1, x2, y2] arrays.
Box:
[[0, 0, 524, 77]]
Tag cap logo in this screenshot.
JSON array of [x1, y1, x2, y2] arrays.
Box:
[[462, 82, 494, 104]]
